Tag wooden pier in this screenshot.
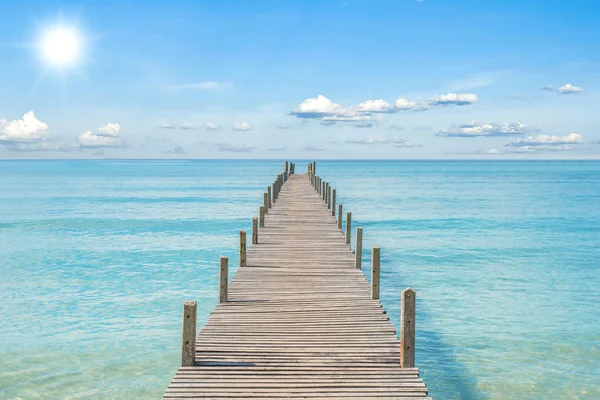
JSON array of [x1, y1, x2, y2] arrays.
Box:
[[163, 162, 430, 399]]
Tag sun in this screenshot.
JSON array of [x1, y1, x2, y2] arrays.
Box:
[[41, 27, 81, 68]]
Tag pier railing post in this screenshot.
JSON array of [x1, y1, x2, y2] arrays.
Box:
[[327, 185, 332, 209], [259, 206, 265, 228], [181, 301, 197, 367], [267, 186, 272, 209], [219, 256, 228, 303], [322, 181, 326, 200], [338, 204, 343, 230], [355, 227, 363, 269], [345, 212, 352, 245], [252, 217, 258, 244], [325, 183, 329, 203], [332, 189, 336, 216], [400, 288, 416, 368], [240, 230, 246, 267], [371, 247, 380, 300], [263, 192, 269, 214], [312, 161, 316, 175]]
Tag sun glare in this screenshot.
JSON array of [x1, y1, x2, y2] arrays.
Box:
[[41, 27, 81, 68]]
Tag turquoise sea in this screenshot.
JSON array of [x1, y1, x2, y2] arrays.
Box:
[[1, 160, 599, 400]]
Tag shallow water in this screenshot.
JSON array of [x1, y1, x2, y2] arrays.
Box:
[[1, 160, 599, 399]]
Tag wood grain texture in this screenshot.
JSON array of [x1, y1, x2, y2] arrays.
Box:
[[164, 173, 428, 399]]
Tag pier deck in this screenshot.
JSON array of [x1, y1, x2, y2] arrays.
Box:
[[163, 169, 430, 399]]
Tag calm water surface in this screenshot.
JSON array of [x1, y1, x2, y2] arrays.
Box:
[[1, 160, 599, 399]]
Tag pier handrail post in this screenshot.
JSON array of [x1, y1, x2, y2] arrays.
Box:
[[181, 301, 197, 367], [263, 192, 269, 214], [325, 183, 329, 204], [322, 181, 326, 200], [284, 161, 288, 173], [338, 204, 343, 230], [371, 247, 380, 300], [327, 185, 332, 209], [345, 212, 352, 245], [219, 256, 228, 303], [252, 217, 258, 244], [259, 206, 265, 228], [400, 288, 416, 368], [355, 227, 363, 269], [267, 186, 272, 209], [240, 230, 246, 267], [312, 161, 316, 175], [332, 189, 336, 216]]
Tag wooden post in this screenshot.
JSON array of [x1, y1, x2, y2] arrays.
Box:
[[355, 227, 363, 269], [338, 204, 343, 230], [181, 300, 197, 367], [325, 183, 329, 204], [312, 161, 316, 175], [371, 247, 380, 300], [401, 288, 416, 368], [239, 230, 246, 267], [322, 181, 326, 200], [263, 192, 269, 214], [252, 217, 258, 244], [273, 180, 277, 203], [267, 186, 272, 209], [285, 161, 289, 173], [332, 189, 336, 216], [327, 185, 332, 209], [219, 256, 228, 303], [259, 206, 265, 228], [345, 212, 352, 245]]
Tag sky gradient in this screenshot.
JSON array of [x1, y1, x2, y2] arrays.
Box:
[[1, 0, 599, 159]]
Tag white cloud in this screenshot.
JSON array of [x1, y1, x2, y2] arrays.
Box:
[[346, 136, 416, 147], [78, 122, 124, 148], [395, 98, 428, 111], [0, 111, 49, 143], [159, 123, 176, 129], [506, 133, 583, 147], [429, 93, 478, 106], [356, 99, 395, 113], [437, 120, 535, 137], [98, 122, 121, 137], [487, 149, 500, 154], [541, 84, 555, 91], [320, 112, 373, 122], [559, 84, 583, 94], [232, 121, 252, 131], [204, 122, 219, 131], [5, 141, 70, 152], [290, 95, 346, 118]]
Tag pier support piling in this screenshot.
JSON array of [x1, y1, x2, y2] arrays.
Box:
[[252, 217, 258, 244], [240, 230, 246, 267], [332, 189, 336, 216], [219, 256, 228, 303], [355, 227, 363, 269], [400, 288, 416, 368], [259, 206, 265, 228], [371, 247, 380, 300], [181, 301, 197, 367], [345, 212, 352, 245]]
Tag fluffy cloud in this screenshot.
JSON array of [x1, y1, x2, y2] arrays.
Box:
[[5, 141, 70, 152], [437, 120, 534, 137], [429, 93, 478, 106], [541, 83, 584, 94], [356, 99, 395, 113], [98, 122, 121, 137], [290, 95, 346, 118], [78, 122, 124, 148], [559, 84, 583, 94], [487, 149, 500, 154], [395, 98, 428, 111], [346, 136, 404, 145], [233, 122, 252, 131], [0, 111, 49, 144], [505, 133, 583, 147], [205, 122, 219, 131]]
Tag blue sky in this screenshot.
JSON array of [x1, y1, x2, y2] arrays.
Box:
[[1, 0, 599, 159]]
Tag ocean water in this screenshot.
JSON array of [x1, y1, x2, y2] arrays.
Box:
[[0, 160, 599, 400]]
